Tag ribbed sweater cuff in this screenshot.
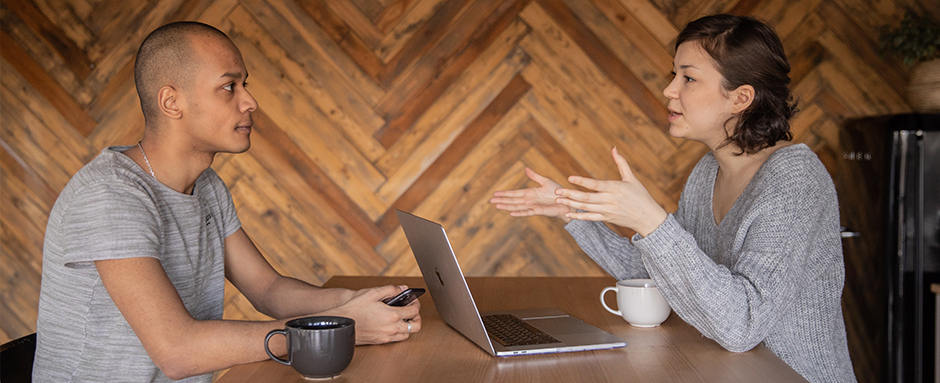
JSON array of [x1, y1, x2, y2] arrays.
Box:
[[632, 214, 680, 252]]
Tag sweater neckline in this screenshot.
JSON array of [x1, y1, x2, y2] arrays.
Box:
[[705, 143, 807, 228]]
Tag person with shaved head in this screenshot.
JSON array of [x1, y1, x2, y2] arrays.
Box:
[[33, 21, 421, 382]]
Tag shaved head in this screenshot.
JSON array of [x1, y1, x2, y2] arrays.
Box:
[[134, 22, 231, 123]]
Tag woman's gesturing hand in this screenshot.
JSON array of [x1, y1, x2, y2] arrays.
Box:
[[555, 148, 667, 236], [490, 167, 576, 223]]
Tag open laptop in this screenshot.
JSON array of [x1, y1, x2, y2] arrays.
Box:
[[396, 210, 626, 356]]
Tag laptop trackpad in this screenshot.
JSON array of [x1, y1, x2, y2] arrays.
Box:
[[527, 316, 603, 336]]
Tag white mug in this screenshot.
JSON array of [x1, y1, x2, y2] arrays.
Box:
[[600, 279, 671, 327]]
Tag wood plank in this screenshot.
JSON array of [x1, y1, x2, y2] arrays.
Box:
[[323, 0, 385, 47], [519, 65, 676, 212], [29, 0, 93, 49], [0, 94, 75, 193], [564, 0, 672, 100], [376, 74, 532, 233], [374, 0, 472, 85], [296, 0, 385, 78], [373, 0, 421, 32], [815, 0, 910, 100], [0, 57, 93, 163], [81, 0, 185, 95], [228, 7, 386, 148], [0, 30, 97, 136], [372, 0, 454, 65], [534, 0, 671, 132], [374, 0, 513, 117], [245, 0, 386, 107], [518, 30, 675, 187], [0, 4, 94, 106], [0, 172, 49, 261], [236, 36, 390, 218], [421, 104, 532, 228], [224, 153, 389, 276], [613, 0, 679, 46], [229, 22, 386, 161], [589, 0, 675, 76], [246, 110, 388, 248], [814, 29, 909, 114], [375, 48, 529, 202], [1, 0, 93, 79], [373, 1, 530, 147]]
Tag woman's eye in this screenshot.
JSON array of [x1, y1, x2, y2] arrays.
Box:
[[684, 76, 694, 83]]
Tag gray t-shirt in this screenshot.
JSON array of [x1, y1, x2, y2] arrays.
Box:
[[566, 144, 856, 382], [33, 146, 241, 382]]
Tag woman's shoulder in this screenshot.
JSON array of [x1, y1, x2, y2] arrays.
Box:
[[753, 143, 835, 196], [762, 143, 827, 177]]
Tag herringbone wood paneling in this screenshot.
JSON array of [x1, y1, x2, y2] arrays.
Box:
[[3, 0, 938, 381]]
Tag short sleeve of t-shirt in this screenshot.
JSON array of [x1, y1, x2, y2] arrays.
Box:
[[59, 181, 163, 267]]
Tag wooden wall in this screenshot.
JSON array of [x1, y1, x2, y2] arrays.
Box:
[[2, 0, 937, 380]]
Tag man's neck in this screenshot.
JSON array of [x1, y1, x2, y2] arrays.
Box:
[[132, 132, 215, 195]]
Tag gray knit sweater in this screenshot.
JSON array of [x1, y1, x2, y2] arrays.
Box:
[[566, 144, 855, 382]]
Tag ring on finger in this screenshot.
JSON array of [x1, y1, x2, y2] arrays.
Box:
[[406, 321, 412, 334]]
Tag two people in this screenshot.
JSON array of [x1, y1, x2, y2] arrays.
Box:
[[492, 14, 856, 383], [34, 13, 856, 383]]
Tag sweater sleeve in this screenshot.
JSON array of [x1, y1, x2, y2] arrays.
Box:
[[564, 219, 649, 280], [632, 161, 834, 353]]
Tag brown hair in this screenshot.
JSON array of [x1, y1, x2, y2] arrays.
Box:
[[676, 14, 797, 154]]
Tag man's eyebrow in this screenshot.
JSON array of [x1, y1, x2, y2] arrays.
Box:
[[220, 72, 244, 79]]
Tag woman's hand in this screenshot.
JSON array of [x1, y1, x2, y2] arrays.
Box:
[[490, 167, 576, 223], [325, 285, 422, 345], [555, 148, 667, 236]]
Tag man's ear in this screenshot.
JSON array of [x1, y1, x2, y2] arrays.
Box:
[[158, 86, 182, 120], [732, 84, 754, 114]]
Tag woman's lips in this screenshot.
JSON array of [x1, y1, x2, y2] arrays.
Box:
[[668, 111, 683, 122]]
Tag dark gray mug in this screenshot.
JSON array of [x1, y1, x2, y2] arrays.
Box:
[[264, 316, 355, 379]]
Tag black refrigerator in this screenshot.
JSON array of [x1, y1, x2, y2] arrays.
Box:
[[838, 114, 940, 383]]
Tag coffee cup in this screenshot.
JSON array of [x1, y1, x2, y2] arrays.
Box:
[[264, 316, 355, 379], [600, 279, 671, 327]]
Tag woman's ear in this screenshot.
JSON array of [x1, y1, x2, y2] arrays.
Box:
[[732, 84, 754, 114], [158, 86, 182, 120]]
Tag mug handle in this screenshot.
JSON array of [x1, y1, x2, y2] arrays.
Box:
[[265, 329, 291, 366], [600, 287, 622, 316]]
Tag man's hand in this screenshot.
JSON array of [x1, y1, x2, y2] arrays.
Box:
[[324, 285, 422, 345]]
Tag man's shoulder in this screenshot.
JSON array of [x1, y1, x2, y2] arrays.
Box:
[[56, 146, 154, 209], [68, 146, 139, 184]]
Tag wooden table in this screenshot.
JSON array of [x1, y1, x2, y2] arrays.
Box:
[[216, 276, 807, 382]]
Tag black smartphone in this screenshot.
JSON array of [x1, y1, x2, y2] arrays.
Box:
[[382, 288, 425, 306]]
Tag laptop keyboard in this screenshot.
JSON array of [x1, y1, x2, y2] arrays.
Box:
[[481, 314, 561, 347]]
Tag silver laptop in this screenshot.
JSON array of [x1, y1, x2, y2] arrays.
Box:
[[396, 210, 626, 356]]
